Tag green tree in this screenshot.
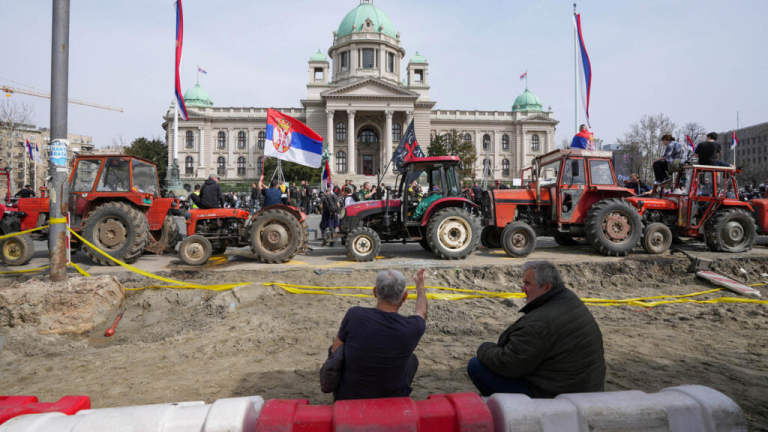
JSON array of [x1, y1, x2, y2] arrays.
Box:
[[124, 137, 168, 184], [261, 157, 322, 185], [430, 130, 477, 180]]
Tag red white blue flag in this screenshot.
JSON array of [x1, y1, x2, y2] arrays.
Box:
[[685, 135, 696, 151], [174, 0, 188, 121], [264, 109, 324, 168], [574, 13, 592, 127], [519, 71, 527, 81], [26, 139, 34, 161], [197, 66, 207, 74], [731, 130, 738, 149], [321, 159, 331, 191], [35, 142, 42, 165]]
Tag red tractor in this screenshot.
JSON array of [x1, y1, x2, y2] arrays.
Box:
[[480, 149, 641, 257], [1, 155, 183, 266], [338, 156, 480, 261], [626, 164, 757, 255], [177, 205, 309, 266], [0, 168, 36, 266]]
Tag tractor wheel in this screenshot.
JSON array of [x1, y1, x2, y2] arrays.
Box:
[[150, 215, 180, 251], [82, 202, 150, 266], [553, 233, 579, 247], [501, 222, 537, 257], [211, 241, 229, 255], [481, 226, 502, 249], [641, 223, 672, 255], [179, 235, 212, 266], [1, 233, 34, 266], [418, 237, 432, 252], [585, 198, 643, 257], [704, 208, 756, 253], [426, 208, 480, 260], [345, 227, 381, 262], [249, 209, 303, 263]]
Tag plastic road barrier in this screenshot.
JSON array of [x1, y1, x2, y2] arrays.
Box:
[[255, 392, 493, 432], [0, 396, 90, 425], [486, 385, 746, 432], [0, 396, 263, 432]]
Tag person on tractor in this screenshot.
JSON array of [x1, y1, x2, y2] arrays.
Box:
[[14, 185, 36, 199], [695, 132, 729, 167], [189, 184, 201, 209], [570, 124, 593, 150], [626, 173, 651, 195], [259, 175, 282, 208], [652, 134, 686, 189], [199, 174, 225, 209], [413, 186, 443, 220]]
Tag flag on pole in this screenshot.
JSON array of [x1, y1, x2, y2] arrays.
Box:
[[731, 130, 738, 149], [174, 0, 188, 121], [685, 135, 696, 151], [26, 139, 34, 161], [321, 159, 331, 192], [264, 108, 324, 168], [574, 13, 592, 127], [392, 119, 425, 173], [519, 71, 527, 81], [197, 66, 207, 74], [35, 143, 42, 165]]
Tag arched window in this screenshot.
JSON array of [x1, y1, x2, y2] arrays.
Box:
[[464, 133, 472, 143], [185, 156, 194, 175], [359, 129, 378, 143], [217, 131, 226, 149], [336, 122, 346, 141], [531, 134, 540, 152], [502, 158, 510, 177], [237, 131, 246, 149], [336, 150, 347, 173], [443, 133, 452, 144], [185, 131, 194, 148], [483, 134, 491, 151], [237, 157, 246, 176], [217, 157, 226, 175], [392, 123, 402, 141], [258, 131, 265, 150], [257, 156, 264, 175], [502, 134, 510, 150]]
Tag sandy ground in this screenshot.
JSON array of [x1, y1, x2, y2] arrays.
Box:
[[1, 254, 768, 430]]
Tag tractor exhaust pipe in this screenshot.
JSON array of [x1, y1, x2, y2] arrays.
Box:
[[382, 187, 391, 228]]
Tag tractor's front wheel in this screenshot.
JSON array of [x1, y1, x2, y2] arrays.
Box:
[[426, 208, 480, 260], [585, 198, 643, 256], [705, 209, 756, 253], [82, 202, 150, 265], [0, 233, 34, 266], [641, 223, 672, 255], [179, 235, 212, 266], [501, 222, 537, 257], [249, 209, 303, 263], [346, 227, 381, 262]]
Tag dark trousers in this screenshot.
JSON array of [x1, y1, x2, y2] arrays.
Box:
[[713, 160, 730, 167], [327, 347, 419, 401], [467, 357, 534, 397], [652, 160, 669, 183]]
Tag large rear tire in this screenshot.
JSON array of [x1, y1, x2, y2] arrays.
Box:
[[179, 235, 212, 266], [585, 198, 643, 256], [704, 209, 756, 253], [346, 227, 381, 262], [249, 209, 302, 263], [426, 207, 480, 260], [641, 223, 672, 255], [481, 226, 502, 249], [82, 202, 150, 266], [0, 233, 34, 266], [501, 222, 537, 257]]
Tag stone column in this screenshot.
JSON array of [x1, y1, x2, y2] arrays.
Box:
[[493, 130, 500, 178], [384, 110, 394, 174], [405, 110, 413, 128], [197, 127, 205, 179], [247, 127, 255, 177], [326, 109, 335, 174], [227, 127, 234, 178], [347, 110, 356, 174]]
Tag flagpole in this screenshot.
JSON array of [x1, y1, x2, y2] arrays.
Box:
[[23, 143, 27, 189], [573, 3, 579, 135], [525, 70, 528, 89], [734, 111, 739, 166]]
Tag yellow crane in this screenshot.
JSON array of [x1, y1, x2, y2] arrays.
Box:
[[2, 85, 123, 112]]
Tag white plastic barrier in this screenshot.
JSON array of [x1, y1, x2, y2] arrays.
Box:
[[0, 396, 264, 432], [486, 385, 747, 432]]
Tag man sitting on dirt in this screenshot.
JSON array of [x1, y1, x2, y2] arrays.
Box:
[[198, 174, 225, 209], [467, 261, 605, 398], [326, 269, 428, 400]]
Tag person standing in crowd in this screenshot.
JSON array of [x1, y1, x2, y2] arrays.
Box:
[[278, 180, 289, 205], [259, 174, 282, 208], [471, 182, 483, 216], [302, 180, 311, 214], [199, 174, 225, 209], [320, 185, 340, 247], [250, 182, 261, 213], [360, 182, 376, 200], [342, 186, 355, 207], [467, 261, 605, 398], [14, 184, 36, 199], [695, 132, 729, 167], [652, 134, 685, 186], [289, 182, 299, 207]]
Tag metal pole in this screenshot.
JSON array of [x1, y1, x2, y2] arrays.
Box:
[[574, 4, 579, 135], [49, 0, 70, 282]]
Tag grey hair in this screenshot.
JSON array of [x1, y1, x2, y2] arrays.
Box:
[[375, 270, 407, 304], [522, 261, 563, 289]]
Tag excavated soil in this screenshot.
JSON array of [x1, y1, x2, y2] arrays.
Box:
[[1, 257, 768, 430]]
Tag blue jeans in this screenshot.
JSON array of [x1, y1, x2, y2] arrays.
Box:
[[467, 357, 534, 397]]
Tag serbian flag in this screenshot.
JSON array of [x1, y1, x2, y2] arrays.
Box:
[[35, 142, 42, 165], [685, 135, 696, 151], [321, 159, 331, 191], [26, 139, 34, 161], [264, 109, 323, 168], [731, 130, 738, 149], [519, 71, 527, 81], [174, 0, 188, 121], [574, 13, 592, 127], [392, 119, 425, 173], [198, 66, 207, 74]]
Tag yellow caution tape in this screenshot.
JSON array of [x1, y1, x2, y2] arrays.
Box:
[[0, 265, 50, 274], [68, 262, 91, 277], [49, 217, 67, 224], [0, 224, 50, 240]]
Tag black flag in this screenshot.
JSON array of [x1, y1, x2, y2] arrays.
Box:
[[392, 119, 425, 172]]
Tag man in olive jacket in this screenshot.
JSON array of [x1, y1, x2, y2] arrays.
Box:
[[468, 261, 605, 398]]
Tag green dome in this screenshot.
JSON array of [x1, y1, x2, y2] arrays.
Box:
[[310, 49, 327, 62], [184, 83, 213, 108], [512, 88, 542, 112], [337, 2, 397, 39], [410, 51, 427, 64]]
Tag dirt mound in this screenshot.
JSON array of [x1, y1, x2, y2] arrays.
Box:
[[0, 275, 124, 335]]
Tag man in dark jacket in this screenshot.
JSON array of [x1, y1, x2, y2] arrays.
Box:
[[468, 261, 605, 398], [14, 185, 36, 198], [199, 174, 225, 209], [250, 182, 261, 213]]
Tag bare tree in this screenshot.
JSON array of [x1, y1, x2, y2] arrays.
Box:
[[676, 122, 707, 146], [617, 113, 676, 181], [559, 137, 571, 149], [0, 100, 35, 194]]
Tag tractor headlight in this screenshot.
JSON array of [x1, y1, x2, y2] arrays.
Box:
[[339, 208, 346, 219]]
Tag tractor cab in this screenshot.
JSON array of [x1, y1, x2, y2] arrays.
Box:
[[396, 156, 463, 225]]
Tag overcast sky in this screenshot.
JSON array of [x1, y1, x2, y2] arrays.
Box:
[[2, 0, 766, 148]]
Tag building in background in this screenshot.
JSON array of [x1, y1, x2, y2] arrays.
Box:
[[163, 0, 558, 187], [719, 122, 768, 185]]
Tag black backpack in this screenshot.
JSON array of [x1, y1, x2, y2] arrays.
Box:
[[325, 193, 340, 214]]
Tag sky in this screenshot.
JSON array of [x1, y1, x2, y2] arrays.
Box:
[[2, 0, 767, 148]]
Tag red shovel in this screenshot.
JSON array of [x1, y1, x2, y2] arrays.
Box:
[[105, 310, 125, 337]]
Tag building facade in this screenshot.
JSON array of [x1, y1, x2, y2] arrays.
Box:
[[163, 0, 558, 188]]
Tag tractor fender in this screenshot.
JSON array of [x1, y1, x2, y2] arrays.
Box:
[[420, 198, 477, 227], [146, 198, 178, 231], [254, 204, 306, 224]]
